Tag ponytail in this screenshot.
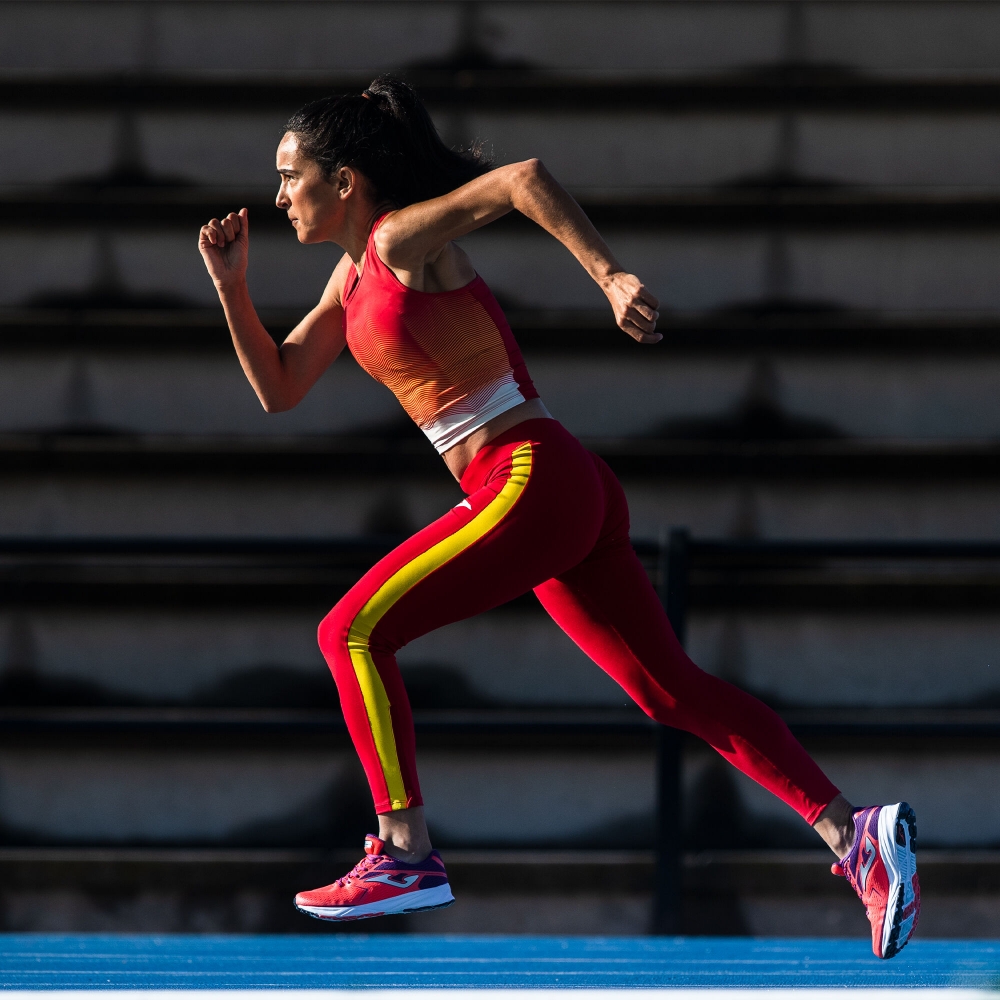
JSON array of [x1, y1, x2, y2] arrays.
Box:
[[284, 76, 491, 207]]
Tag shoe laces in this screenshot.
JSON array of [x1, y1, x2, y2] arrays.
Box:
[[335, 854, 379, 888]]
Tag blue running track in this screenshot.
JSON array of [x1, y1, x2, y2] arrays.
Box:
[[0, 935, 998, 992]]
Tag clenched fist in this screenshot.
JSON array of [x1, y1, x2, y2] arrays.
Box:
[[602, 271, 661, 344], [199, 208, 249, 289]]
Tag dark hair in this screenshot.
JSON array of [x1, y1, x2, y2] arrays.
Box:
[[284, 76, 492, 208]]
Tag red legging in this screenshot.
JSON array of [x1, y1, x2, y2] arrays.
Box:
[[318, 418, 839, 823]]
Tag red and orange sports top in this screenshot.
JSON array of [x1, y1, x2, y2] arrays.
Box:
[[343, 216, 541, 454]]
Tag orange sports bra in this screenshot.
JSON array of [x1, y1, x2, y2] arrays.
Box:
[[343, 216, 541, 454]]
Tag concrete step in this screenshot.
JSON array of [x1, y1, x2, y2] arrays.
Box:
[[6, 704, 1000, 739], [12, 111, 1000, 196], [0, 713, 657, 850], [0, 588, 1000, 708], [8, 2, 1000, 81], [6, 433, 1000, 480], [15, 74, 1000, 112], [5, 472, 1000, 539], [2, 471, 1000, 540], [14, 187, 1000, 229], [10, 224, 1000, 312], [10, 305, 1000, 352], [0, 710, 998, 849], [8, 345, 1000, 439], [3, 598, 1000, 709], [2, 538, 1000, 607]]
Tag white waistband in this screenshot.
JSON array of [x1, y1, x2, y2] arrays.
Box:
[[421, 384, 549, 454]]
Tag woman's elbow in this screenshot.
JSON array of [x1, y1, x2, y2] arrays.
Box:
[[509, 159, 554, 207], [258, 390, 296, 414], [517, 158, 546, 184]]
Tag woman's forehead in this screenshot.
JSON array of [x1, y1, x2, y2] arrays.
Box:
[[276, 132, 303, 166]]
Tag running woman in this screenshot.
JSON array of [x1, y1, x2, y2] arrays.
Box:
[[198, 77, 919, 957]]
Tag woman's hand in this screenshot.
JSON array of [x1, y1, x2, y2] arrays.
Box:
[[199, 208, 249, 288], [602, 272, 661, 344]]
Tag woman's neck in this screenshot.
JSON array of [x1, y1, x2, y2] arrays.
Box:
[[341, 202, 394, 266]]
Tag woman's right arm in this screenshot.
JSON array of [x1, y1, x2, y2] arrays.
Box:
[[377, 160, 660, 344], [199, 208, 351, 412]]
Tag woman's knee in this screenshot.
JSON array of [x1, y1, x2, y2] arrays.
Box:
[[631, 651, 725, 725], [317, 601, 352, 662], [317, 597, 402, 675]]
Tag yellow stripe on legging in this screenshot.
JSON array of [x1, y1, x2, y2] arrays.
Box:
[[346, 442, 533, 810]]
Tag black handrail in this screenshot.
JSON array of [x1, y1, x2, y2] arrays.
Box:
[[683, 538, 1000, 559]]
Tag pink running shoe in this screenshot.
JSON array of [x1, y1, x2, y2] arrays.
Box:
[[294, 834, 454, 921], [832, 802, 920, 959]]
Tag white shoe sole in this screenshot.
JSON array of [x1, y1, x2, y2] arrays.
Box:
[[877, 801, 919, 959], [296, 882, 455, 922]]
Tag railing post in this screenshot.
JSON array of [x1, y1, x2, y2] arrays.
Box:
[[653, 527, 690, 935], [664, 527, 690, 648]]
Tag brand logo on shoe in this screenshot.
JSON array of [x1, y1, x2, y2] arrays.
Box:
[[367, 872, 420, 888], [859, 835, 877, 893]]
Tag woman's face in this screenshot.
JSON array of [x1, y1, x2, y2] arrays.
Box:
[[275, 132, 346, 244]]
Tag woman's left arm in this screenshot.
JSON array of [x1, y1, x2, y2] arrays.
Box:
[[376, 160, 661, 343]]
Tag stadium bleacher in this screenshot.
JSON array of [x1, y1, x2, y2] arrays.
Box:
[[3, 0, 1000, 941]]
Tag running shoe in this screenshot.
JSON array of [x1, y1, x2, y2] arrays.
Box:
[[294, 834, 455, 921], [831, 801, 920, 959]]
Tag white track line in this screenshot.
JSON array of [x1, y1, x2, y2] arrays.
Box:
[[1, 990, 994, 998]]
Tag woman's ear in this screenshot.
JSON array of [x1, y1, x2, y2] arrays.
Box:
[[334, 166, 356, 200]]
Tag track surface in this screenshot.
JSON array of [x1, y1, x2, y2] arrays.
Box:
[[0, 935, 998, 991]]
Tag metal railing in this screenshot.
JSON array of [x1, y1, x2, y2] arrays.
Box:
[[649, 528, 1000, 931], [4, 532, 1000, 932]]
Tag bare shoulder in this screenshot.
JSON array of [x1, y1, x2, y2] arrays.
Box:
[[371, 209, 411, 266], [373, 163, 532, 271]]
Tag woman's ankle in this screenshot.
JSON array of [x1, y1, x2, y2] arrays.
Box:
[[378, 805, 433, 862], [813, 794, 856, 858], [382, 842, 432, 864]]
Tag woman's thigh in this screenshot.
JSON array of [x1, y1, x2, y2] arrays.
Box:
[[325, 430, 605, 659]]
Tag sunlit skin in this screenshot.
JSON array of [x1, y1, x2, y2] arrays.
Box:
[[199, 134, 856, 864], [275, 133, 391, 257]]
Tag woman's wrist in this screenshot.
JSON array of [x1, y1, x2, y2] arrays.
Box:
[[595, 267, 625, 292], [215, 275, 250, 300]]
